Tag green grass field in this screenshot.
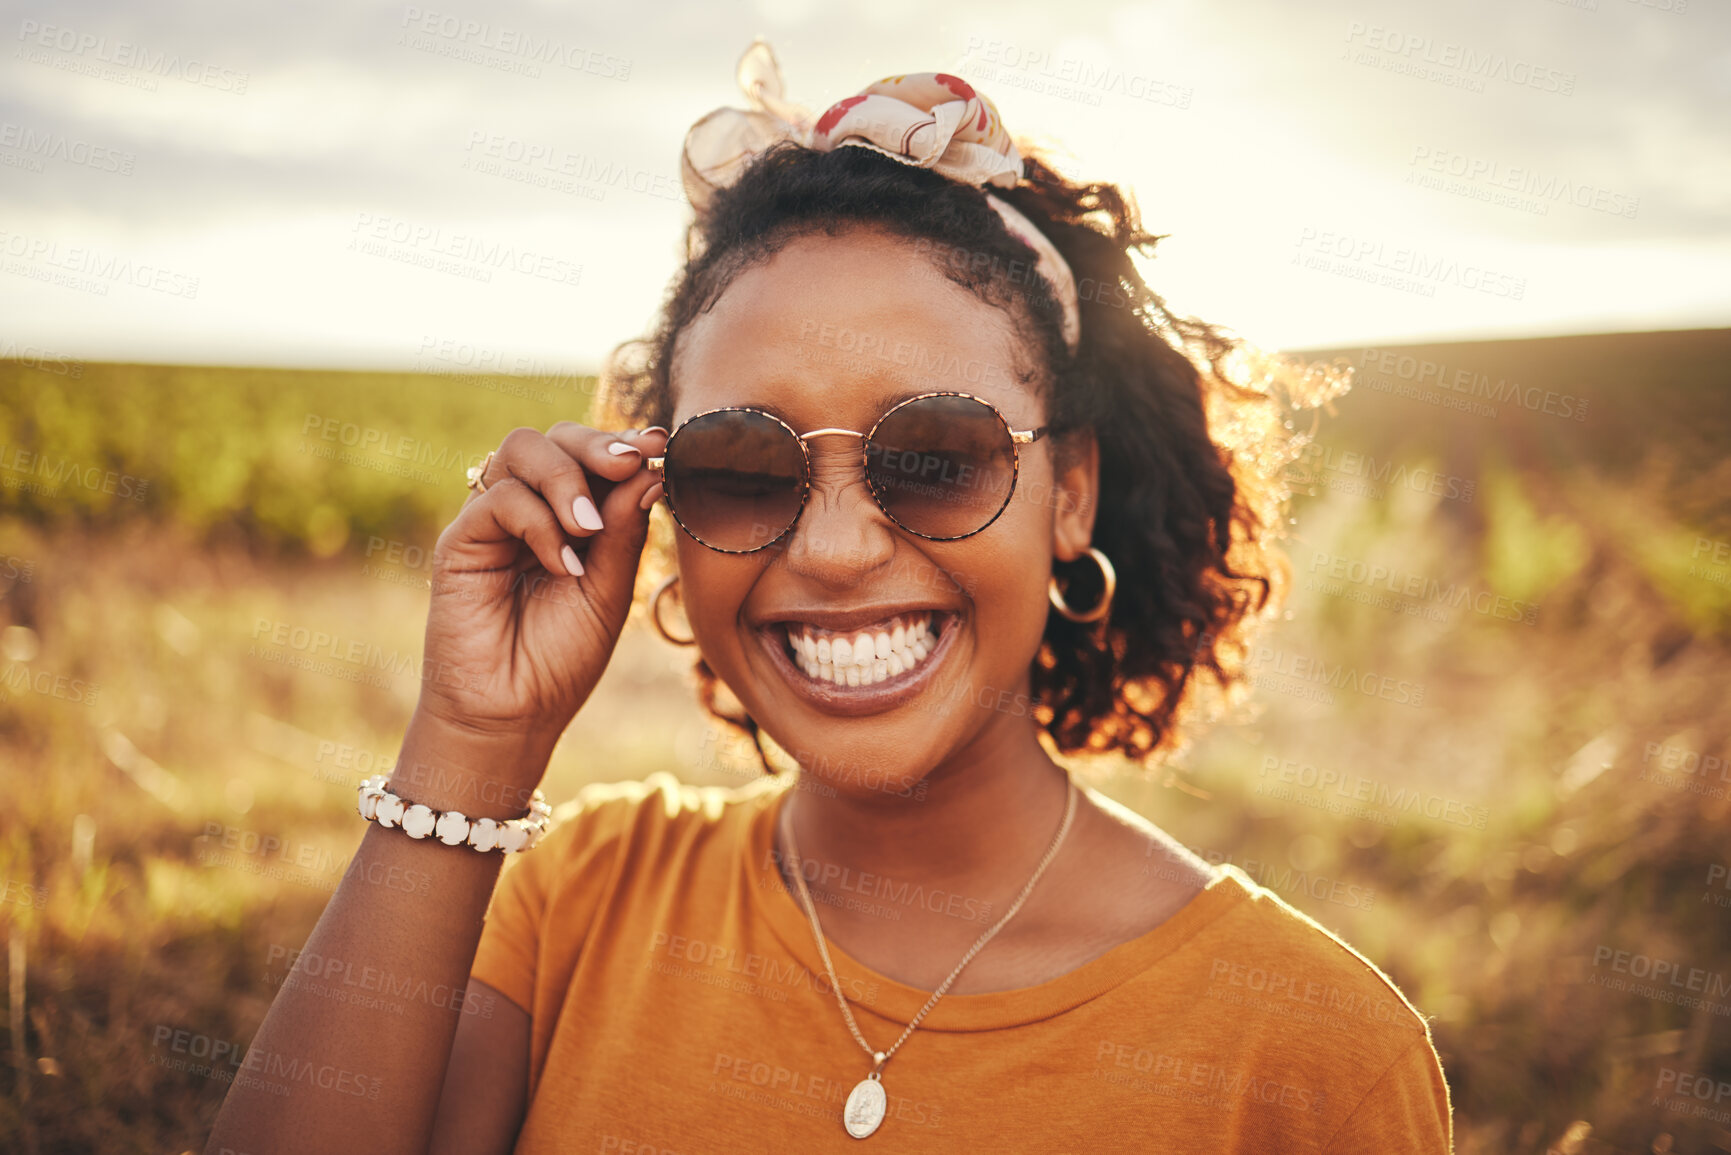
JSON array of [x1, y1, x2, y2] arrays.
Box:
[[2, 336, 1729, 1153]]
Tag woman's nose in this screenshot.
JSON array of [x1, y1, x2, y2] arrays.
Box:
[[781, 441, 895, 582]]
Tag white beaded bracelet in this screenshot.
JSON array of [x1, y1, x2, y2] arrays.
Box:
[[356, 775, 553, 853]]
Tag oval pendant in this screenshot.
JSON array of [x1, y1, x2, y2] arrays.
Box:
[[843, 1076, 887, 1139]]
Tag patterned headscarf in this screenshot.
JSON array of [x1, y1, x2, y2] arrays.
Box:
[[681, 40, 1081, 352]]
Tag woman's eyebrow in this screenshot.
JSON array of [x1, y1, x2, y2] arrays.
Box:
[[864, 387, 926, 416]]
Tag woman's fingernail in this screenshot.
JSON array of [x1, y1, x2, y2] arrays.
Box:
[[607, 441, 640, 456], [639, 426, 669, 438], [561, 545, 584, 577], [639, 482, 664, 510], [573, 496, 604, 531]]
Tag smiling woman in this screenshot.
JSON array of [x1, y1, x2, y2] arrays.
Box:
[[206, 40, 1449, 1155]]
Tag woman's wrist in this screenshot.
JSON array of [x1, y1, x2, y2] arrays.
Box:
[[389, 706, 560, 818]]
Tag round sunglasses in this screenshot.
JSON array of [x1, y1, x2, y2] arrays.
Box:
[[646, 391, 1049, 554]]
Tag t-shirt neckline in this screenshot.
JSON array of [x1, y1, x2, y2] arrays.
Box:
[[742, 779, 1251, 1033]]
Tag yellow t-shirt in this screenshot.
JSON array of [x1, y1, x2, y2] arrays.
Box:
[[472, 772, 1452, 1153]]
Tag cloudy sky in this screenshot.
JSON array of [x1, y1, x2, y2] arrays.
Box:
[[2, 0, 1727, 371]]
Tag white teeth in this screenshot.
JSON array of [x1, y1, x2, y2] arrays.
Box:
[[782, 611, 944, 689]]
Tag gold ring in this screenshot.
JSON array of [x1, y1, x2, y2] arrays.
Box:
[[466, 450, 496, 494]]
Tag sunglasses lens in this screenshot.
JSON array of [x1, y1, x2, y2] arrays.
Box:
[[866, 395, 1018, 539], [663, 410, 805, 551]]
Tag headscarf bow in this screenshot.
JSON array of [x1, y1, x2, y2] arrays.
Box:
[[681, 40, 1081, 352]]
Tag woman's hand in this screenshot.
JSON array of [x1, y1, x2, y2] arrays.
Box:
[[412, 422, 669, 787]]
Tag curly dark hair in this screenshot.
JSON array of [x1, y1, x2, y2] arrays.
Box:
[[600, 140, 1345, 772]]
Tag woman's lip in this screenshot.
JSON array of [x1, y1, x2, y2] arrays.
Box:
[[756, 613, 959, 717]]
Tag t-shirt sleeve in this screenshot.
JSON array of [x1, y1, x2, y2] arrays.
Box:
[[1323, 1036, 1453, 1154], [468, 775, 681, 1018], [470, 828, 557, 1016]]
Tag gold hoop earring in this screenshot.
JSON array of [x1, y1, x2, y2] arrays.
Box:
[[650, 575, 697, 645], [1047, 546, 1116, 624]]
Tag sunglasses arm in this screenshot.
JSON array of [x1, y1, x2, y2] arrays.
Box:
[[646, 458, 664, 472]]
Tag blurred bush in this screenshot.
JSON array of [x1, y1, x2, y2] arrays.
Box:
[[0, 359, 596, 556]]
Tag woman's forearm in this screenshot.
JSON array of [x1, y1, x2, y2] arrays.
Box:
[[205, 713, 553, 1155]]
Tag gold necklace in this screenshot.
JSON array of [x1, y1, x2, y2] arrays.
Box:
[[779, 773, 1079, 1140]]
